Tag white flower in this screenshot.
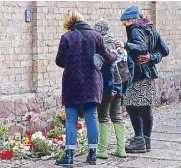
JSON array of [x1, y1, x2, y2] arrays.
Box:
[[23, 146, 30, 151], [62, 135, 66, 142], [58, 141, 63, 145], [31, 131, 46, 141], [12, 146, 19, 152], [79, 122, 84, 128], [19, 144, 25, 149], [78, 129, 83, 134], [46, 140, 53, 146]]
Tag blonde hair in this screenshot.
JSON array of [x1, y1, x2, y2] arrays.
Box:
[[63, 10, 83, 30]]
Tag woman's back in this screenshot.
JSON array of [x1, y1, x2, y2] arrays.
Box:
[[56, 23, 117, 105], [63, 30, 100, 82]]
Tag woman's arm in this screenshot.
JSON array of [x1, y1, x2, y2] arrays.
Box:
[[149, 51, 163, 64], [124, 28, 147, 55], [138, 50, 162, 65], [55, 35, 68, 68]]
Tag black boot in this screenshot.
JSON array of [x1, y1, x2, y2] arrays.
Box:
[[125, 136, 146, 153], [86, 149, 96, 165], [125, 136, 136, 146], [55, 149, 73, 166], [144, 136, 151, 152]]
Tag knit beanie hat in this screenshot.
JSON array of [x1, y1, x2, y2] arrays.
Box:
[[120, 6, 140, 21], [93, 17, 110, 36]]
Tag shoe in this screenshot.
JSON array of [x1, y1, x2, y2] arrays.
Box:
[[125, 136, 146, 153], [55, 149, 73, 166], [86, 148, 96, 165], [111, 123, 127, 158], [144, 136, 151, 152], [96, 123, 109, 159], [125, 136, 136, 146]]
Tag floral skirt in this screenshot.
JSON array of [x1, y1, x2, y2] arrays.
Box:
[[124, 78, 156, 106]]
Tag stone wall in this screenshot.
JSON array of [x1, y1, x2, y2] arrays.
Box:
[[155, 1, 181, 104], [0, 1, 180, 131], [0, 1, 34, 95]]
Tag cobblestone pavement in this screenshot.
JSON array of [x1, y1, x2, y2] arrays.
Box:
[[1, 103, 181, 168]]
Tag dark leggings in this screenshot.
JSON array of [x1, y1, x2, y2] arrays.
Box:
[[126, 106, 153, 137]]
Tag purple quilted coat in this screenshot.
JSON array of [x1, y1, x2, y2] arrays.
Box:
[[56, 21, 117, 106]]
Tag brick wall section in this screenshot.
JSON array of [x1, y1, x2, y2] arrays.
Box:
[[155, 1, 181, 104], [33, 1, 153, 97], [0, 1, 34, 95], [0, 1, 153, 96]]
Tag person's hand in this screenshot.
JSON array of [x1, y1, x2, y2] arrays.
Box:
[[138, 55, 150, 64], [110, 49, 117, 54], [115, 41, 125, 48]]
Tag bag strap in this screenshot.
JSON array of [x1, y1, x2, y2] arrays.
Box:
[[74, 29, 90, 46], [74, 29, 96, 56]]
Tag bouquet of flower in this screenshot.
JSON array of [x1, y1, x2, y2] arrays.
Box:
[[0, 109, 88, 160]]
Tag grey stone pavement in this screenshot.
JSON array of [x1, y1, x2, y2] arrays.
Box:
[[1, 102, 181, 168]]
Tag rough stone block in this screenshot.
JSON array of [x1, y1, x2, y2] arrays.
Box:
[[0, 100, 14, 118], [27, 97, 41, 113], [14, 99, 28, 116]]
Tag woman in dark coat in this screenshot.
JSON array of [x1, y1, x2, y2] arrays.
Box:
[[116, 6, 169, 153], [55, 10, 117, 166]]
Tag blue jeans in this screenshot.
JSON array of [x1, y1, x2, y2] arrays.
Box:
[[126, 106, 153, 137], [65, 102, 98, 149]]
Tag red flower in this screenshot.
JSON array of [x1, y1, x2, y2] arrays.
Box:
[[26, 131, 32, 139], [1, 150, 7, 160], [1, 150, 13, 160], [41, 130, 47, 137], [6, 150, 13, 160], [77, 123, 83, 130], [28, 141, 35, 149], [55, 136, 63, 141]]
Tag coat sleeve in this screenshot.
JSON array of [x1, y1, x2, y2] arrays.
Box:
[[124, 28, 147, 55], [157, 36, 169, 57], [148, 34, 169, 64], [96, 35, 117, 63], [149, 51, 163, 65], [55, 35, 68, 68]]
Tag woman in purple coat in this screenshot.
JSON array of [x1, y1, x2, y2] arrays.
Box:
[[55, 10, 117, 166]]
